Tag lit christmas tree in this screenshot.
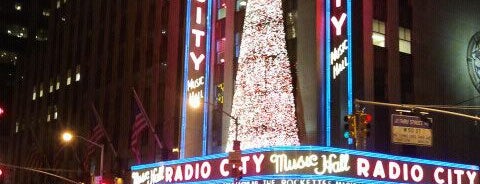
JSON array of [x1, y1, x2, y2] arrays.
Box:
[[227, 0, 300, 151]]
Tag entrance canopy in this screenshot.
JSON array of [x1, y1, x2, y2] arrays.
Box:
[[131, 146, 479, 184]]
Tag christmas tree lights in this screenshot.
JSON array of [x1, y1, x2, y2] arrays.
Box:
[[227, 0, 300, 151]]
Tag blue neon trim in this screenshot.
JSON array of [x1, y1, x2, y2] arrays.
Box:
[[180, 0, 193, 159], [347, 0, 353, 114], [325, 0, 331, 147], [181, 174, 405, 184], [131, 152, 228, 170], [241, 174, 404, 184], [132, 146, 479, 171], [202, 0, 213, 157]]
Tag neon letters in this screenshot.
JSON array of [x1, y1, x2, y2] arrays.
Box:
[[269, 153, 350, 175], [330, 0, 348, 80], [356, 158, 478, 184]]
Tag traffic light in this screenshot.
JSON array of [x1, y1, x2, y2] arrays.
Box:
[[343, 114, 356, 139], [358, 112, 372, 137]]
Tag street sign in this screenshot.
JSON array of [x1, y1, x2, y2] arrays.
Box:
[[391, 114, 433, 146]]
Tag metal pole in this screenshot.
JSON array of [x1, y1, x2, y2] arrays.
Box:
[[76, 135, 104, 177], [0, 162, 81, 184], [355, 99, 480, 122], [100, 144, 104, 177]]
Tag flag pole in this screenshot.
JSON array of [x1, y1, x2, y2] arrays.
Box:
[[132, 88, 164, 149], [91, 103, 118, 157]]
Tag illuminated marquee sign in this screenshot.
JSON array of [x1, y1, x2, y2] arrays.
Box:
[[181, 0, 213, 158], [131, 146, 479, 184], [325, 0, 353, 146]]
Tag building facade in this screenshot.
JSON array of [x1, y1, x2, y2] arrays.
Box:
[[7, 0, 184, 183], [1, 0, 49, 182]]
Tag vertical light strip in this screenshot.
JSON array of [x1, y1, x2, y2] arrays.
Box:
[[180, 0, 193, 159], [347, 0, 353, 114], [202, 0, 213, 156], [325, 0, 332, 147]]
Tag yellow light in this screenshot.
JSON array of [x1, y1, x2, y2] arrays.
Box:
[[172, 148, 179, 152], [189, 96, 201, 108], [62, 132, 73, 142], [115, 177, 124, 184]]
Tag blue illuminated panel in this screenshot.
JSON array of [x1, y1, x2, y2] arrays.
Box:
[[202, 0, 213, 157], [325, 0, 332, 147], [181, 0, 212, 158], [180, 0, 193, 159], [325, 0, 353, 147]]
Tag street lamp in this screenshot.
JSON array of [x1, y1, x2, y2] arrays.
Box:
[[61, 131, 104, 177]]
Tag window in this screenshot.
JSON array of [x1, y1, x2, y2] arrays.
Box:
[[35, 30, 48, 41], [42, 10, 50, 16], [0, 50, 18, 63], [47, 106, 52, 122], [75, 65, 81, 81], [66, 70, 71, 85], [372, 19, 411, 54], [372, 19, 385, 47], [14, 3, 22, 11], [56, 76, 60, 90], [32, 86, 37, 100], [6, 25, 28, 38], [15, 122, 20, 133], [54, 106, 58, 120], [39, 83, 44, 97], [399, 27, 411, 54], [49, 80, 54, 93]]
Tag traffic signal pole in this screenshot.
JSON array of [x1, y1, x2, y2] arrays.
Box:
[[355, 99, 480, 122]]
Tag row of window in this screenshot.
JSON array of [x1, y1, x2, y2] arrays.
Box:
[[13, 1, 50, 17], [372, 19, 411, 54], [14, 107, 58, 133], [5, 25, 48, 41], [32, 66, 81, 101], [46, 105, 59, 122], [0, 50, 18, 63]]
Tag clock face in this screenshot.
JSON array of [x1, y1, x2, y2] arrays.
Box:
[[467, 31, 480, 93]]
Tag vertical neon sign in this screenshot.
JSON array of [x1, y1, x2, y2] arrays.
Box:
[[181, 0, 213, 158], [325, 0, 353, 147]]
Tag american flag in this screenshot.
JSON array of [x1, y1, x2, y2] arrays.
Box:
[[131, 99, 148, 164], [83, 116, 105, 171]]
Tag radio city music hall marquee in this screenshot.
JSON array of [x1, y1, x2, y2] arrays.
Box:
[[131, 146, 479, 184]]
